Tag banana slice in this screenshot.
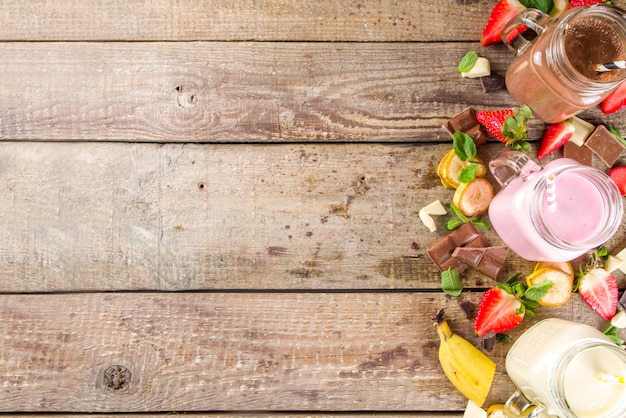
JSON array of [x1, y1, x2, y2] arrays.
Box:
[[534, 260, 574, 279], [526, 267, 573, 307], [452, 177, 494, 217], [437, 149, 488, 189]]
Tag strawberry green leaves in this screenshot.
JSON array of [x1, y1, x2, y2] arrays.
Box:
[[502, 105, 532, 152]]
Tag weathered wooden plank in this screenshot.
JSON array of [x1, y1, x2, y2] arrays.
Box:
[[2, 42, 625, 143], [0, 0, 488, 42], [0, 141, 624, 292], [0, 292, 620, 412]]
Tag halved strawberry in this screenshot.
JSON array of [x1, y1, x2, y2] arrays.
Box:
[[537, 120, 575, 160], [568, 0, 608, 8], [476, 106, 531, 150], [474, 287, 524, 336], [578, 268, 618, 320], [608, 165, 626, 195], [480, 0, 526, 46], [601, 81, 626, 115]]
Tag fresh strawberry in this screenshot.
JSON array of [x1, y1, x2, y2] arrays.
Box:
[[608, 165, 626, 195], [568, 0, 607, 8], [476, 105, 532, 151], [601, 80, 626, 114], [577, 268, 618, 320], [481, 0, 526, 46], [537, 120, 575, 159], [474, 274, 552, 336], [474, 287, 524, 336]]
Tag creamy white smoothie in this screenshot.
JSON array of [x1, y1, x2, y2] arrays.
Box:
[[505, 318, 626, 418]]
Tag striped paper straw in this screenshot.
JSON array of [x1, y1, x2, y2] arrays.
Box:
[[545, 174, 556, 209], [596, 60, 626, 72]]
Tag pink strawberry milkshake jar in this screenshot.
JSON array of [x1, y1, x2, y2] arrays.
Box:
[[488, 151, 623, 262]]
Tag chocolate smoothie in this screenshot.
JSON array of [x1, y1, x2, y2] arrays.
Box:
[[505, 6, 626, 123]]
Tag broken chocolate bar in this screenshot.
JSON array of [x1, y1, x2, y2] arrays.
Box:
[[584, 125, 625, 167], [480, 73, 506, 93], [451, 246, 508, 280], [427, 223, 487, 272], [443, 107, 489, 146], [564, 141, 593, 166]]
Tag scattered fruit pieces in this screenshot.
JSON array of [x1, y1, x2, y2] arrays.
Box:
[[537, 119, 575, 160], [534, 260, 574, 279], [437, 149, 488, 189], [486, 404, 505, 418], [526, 267, 573, 307], [550, 0, 569, 17], [463, 400, 488, 418], [434, 310, 496, 407], [480, 0, 526, 46], [462, 57, 491, 79], [476, 106, 531, 151], [568, 116, 595, 146], [608, 165, 626, 196], [419, 200, 448, 232], [601, 80, 626, 114], [453, 178, 494, 217], [474, 286, 525, 336], [611, 310, 626, 328], [569, 0, 609, 9], [474, 274, 552, 336], [578, 268, 618, 320]]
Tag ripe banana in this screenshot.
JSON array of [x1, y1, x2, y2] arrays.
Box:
[[434, 310, 496, 406]]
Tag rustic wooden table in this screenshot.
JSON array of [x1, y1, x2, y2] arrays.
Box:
[[1, 0, 625, 415]]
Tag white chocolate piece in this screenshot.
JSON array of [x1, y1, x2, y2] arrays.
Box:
[[422, 199, 447, 215], [568, 116, 595, 146], [463, 400, 487, 418], [461, 57, 490, 79], [419, 200, 447, 232], [604, 255, 625, 273], [615, 247, 626, 274], [611, 310, 626, 329]]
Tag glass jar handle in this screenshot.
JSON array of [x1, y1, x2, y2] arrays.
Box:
[[488, 150, 539, 187], [504, 390, 555, 418], [501, 8, 552, 55]]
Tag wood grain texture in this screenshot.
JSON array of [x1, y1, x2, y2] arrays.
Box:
[[0, 292, 621, 413], [0, 0, 487, 42], [2, 141, 623, 292], [2, 42, 624, 143]]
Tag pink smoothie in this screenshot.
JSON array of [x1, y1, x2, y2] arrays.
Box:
[[489, 165, 611, 261]]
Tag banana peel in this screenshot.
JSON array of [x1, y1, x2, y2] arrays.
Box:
[[433, 309, 496, 406]]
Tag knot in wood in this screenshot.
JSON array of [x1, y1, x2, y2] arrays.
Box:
[[103, 365, 131, 391]]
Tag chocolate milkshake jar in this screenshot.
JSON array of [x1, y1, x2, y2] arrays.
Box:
[[502, 4, 626, 123]]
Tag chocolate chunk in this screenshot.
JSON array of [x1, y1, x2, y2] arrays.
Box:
[[480, 73, 506, 93], [451, 246, 508, 279], [620, 290, 626, 310], [584, 125, 625, 167], [443, 107, 489, 146], [480, 331, 496, 352], [459, 301, 474, 320], [427, 223, 488, 272], [564, 140, 593, 166]]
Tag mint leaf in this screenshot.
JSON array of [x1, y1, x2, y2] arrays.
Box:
[[450, 203, 469, 223], [458, 163, 477, 183], [520, 0, 553, 14], [441, 268, 463, 297], [525, 280, 553, 301], [604, 325, 625, 345], [470, 217, 491, 231], [452, 132, 477, 161], [458, 51, 479, 73], [444, 219, 462, 231]]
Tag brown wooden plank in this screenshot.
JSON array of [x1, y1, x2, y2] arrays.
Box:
[[2, 141, 623, 293], [0, 292, 621, 413], [2, 41, 625, 143], [0, 0, 488, 42]]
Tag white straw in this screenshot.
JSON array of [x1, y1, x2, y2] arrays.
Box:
[[596, 60, 626, 72], [599, 374, 625, 384], [545, 174, 556, 209]]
